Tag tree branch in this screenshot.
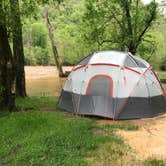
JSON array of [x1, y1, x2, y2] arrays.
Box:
[[124, 0, 133, 37], [135, 3, 157, 48]]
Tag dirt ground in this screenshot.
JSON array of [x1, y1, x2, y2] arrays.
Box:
[[25, 66, 166, 160], [99, 114, 166, 160], [120, 114, 166, 159]]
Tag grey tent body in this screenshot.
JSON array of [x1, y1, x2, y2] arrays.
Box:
[[58, 51, 166, 119]]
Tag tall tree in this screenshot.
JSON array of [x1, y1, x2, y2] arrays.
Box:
[[119, 0, 157, 54], [82, 0, 157, 55], [0, 0, 15, 110], [10, 0, 26, 97]]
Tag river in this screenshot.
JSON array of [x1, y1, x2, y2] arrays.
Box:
[[25, 66, 71, 97]]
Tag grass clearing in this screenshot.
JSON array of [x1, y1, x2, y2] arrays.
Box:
[[0, 97, 165, 165]]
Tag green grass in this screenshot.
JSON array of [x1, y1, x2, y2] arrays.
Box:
[[0, 97, 165, 165], [16, 97, 57, 111], [98, 121, 139, 131], [144, 157, 165, 166]]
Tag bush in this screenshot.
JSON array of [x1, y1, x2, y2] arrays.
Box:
[[160, 58, 166, 71]]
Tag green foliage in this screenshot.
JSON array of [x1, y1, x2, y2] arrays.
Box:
[[160, 58, 166, 71], [149, 16, 166, 69], [33, 47, 50, 65], [1, 0, 166, 67], [81, 0, 157, 54], [0, 97, 139, 166], [23, 23, 53, 65], [157, 71, 166, 80], [155, 17, 166, 70], [137, 32, 157, 60], [20, 0, 165, 67], [31, 23, 48, 48], [47, 0, 92, 65], [22, 0, 94, 66], [0, 84, 4, 93]]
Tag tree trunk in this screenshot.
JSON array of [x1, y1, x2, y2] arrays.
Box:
[[10, 0, 26, 97], [128, 43, 137, 55], [0, 0, 15, 110], [123, 0, 137, 55], [44, 6, 64, 77]]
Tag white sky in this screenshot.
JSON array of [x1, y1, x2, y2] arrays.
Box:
[[143, 0, 164, 4]]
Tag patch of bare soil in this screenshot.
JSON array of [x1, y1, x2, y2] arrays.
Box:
[[98, 114, 166, 160], [119, 114, 166, 159]]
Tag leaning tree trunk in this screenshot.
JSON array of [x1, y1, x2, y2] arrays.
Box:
[[0, 0, 15, 110], [10, 0, 26, 97], [44, 6, 64, 77]]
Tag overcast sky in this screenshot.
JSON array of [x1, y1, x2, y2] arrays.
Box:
[[143, 0, 164, 4]]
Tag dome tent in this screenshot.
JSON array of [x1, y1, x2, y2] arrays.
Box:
[[58, 51, 166, 119]]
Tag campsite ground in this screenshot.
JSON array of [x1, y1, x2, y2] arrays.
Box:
[[99, 114, 166, 160], [0, 66, 166, 165]]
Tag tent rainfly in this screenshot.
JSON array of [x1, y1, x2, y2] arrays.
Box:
[[58, 51, 166, 119]]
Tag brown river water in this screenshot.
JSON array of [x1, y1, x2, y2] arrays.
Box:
[[25, 66, 72, 97]]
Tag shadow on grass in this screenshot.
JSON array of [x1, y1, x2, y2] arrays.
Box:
[[0, 111, 10, 118]]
